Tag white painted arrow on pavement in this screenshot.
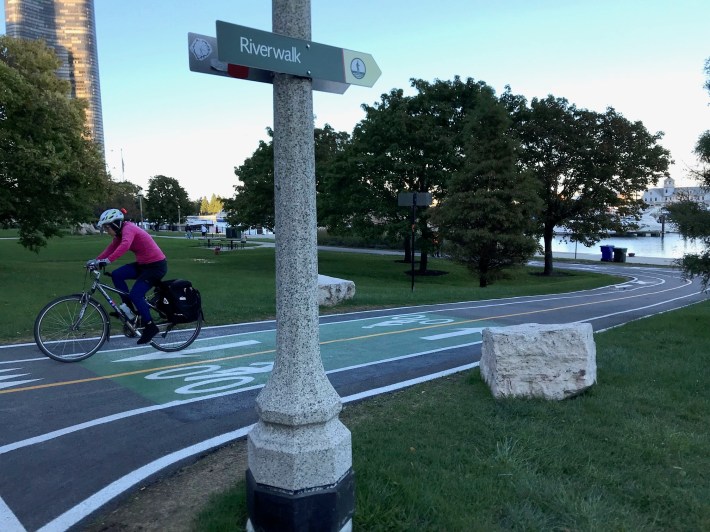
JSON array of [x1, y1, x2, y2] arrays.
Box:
[[421, 328, 485, 341], [114, 340, 262, 362], [0, 368, 41, 390]]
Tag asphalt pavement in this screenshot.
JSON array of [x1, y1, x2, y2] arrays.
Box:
[[0, 259, 701, 531]]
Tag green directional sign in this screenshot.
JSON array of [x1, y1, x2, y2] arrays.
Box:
[[215, 20, 381, 88]]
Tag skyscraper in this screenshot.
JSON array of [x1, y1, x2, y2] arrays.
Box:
[[5, 0, 104, 152]]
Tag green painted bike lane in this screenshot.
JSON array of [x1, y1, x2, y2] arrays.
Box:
[[79, 311, 501, 403]]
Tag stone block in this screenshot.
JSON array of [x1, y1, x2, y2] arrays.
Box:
[[480, 322, 596, 400], [318, 274, 356, 307], [247, 417, 352, 491]]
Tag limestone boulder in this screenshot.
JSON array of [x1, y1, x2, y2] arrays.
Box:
[[318, 275, 355, 307], [73, 223, 100, 235], [480, 322, 596, 400]]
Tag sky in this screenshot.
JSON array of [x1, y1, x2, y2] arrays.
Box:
[[2, 0, 709, 201]]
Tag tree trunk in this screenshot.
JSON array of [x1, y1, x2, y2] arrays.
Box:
[[403, 236, 412, 263], [543, 224, 554, 276], [419, 250, 428, 274]]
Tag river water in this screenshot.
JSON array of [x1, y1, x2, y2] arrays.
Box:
[[545, 232, 705, 259]]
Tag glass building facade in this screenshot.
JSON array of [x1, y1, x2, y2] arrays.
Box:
[[5, 0, 104, 152]]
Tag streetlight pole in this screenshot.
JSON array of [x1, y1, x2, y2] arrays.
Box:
[[178, 205, 181, 228], [137, 194, 144, 227]]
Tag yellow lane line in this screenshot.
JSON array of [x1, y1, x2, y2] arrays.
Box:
[[1, 286, 683, 395], [0, 349, 275, 394]]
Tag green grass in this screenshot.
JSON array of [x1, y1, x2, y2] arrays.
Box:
[[193, 302, 710, 531], [4, 232, 706, 529], [0, 234, 619, 344]]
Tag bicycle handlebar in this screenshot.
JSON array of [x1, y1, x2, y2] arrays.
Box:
[[86, 263, 111, 277]]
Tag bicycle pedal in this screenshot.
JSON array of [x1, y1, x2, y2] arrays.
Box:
[[123, 323, 139, 338]]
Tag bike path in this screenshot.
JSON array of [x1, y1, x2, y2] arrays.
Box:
[[0, 310, 495, 531], [0, 264, 705, 531]]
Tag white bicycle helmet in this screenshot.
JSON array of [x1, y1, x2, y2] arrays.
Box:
[[97, 208, 125, 228]]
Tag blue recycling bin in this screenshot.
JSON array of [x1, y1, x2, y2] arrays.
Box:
[[600, 245, 615, 262]]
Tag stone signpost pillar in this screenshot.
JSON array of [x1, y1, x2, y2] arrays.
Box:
[[245, 1, 355, 530]]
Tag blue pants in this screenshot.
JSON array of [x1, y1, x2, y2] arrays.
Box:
[[111, 260, 168, 323]]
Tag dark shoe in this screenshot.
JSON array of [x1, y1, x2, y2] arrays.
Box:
[[137, 321, 159, 345]]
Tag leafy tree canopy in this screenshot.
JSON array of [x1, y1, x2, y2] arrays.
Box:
[[431, 85, 541, 286], [223, 125, 349, 231], [320, 77, 490, 269], [503, 91, 671, 274], [667, 56, 710, 287], [144, 175, 192, 225], [0, 36, 109, 250], [198, 193, 224, 215], [223, 130, 275, 231], [94, 180, 143, 222]]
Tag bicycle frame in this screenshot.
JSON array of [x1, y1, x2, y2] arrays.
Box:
[[85, 268, 148, 335], [35, 266, 203, 361]]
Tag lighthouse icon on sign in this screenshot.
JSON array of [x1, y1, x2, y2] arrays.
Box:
[[350, 58, 366, 79]]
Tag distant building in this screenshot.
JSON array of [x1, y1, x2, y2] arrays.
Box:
[[643, 177, 710, 207], [5, 0, 104, 153]]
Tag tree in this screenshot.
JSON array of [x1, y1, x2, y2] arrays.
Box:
[[694, 58, 710, 181], [320, 77, 488, 272], [504, 92, 672, 275], [0, 36, 109, 250], [666, 57, 710, 287], [431, 86, 541, 286], [223, 131, 275, 231], [94, 180, 143, 222], [199, 197, 210, 215], [144, 175, 191, 227], [207, 194, 223, 214], [223, 125, 349, 232]]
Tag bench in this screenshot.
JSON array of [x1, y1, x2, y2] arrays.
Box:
[[204, 238, 242, 250]]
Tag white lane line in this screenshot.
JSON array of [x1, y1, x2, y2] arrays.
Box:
[[0, 270, 681, 365], [1, 278, 700, 456], [0, 495, 26, 531], [0, 358, 47, 364], [341, 362, 479, 403], [36, 427, 253, 532], [113, 340, 262, 362], [578, 291, 702, 325], [0, 385, 264, 456], [422, 328, 484, 341], [0, 340, 479, 456], [35, 361, 481, 532], [8, 288, 706, 531]]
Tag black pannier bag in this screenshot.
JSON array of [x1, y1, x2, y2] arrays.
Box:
[[157, 279, 202, 323]]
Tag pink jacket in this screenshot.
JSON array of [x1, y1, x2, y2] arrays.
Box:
[[98, 222, 166, 264]]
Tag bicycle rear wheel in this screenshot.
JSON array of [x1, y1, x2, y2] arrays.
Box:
[[148, 310, 202, 352], [34, 294, 109, 362]]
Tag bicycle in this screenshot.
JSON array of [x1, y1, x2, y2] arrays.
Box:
[[34, 263, 203, 362]]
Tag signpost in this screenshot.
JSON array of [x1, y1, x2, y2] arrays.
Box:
[[214, 20, 381, 88], [189, 9, 381, 531], [398, 192, 433, 291], [188, 32, 349, 93]]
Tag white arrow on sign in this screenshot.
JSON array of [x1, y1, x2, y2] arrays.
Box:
[[342, 49, 381, 88], [421, 328, 485, 341]]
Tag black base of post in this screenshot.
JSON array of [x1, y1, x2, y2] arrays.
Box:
[[246, 468, 355, 532]]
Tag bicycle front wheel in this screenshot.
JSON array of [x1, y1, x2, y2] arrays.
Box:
[[34, 294, 109, 362], [149, 311, 203, 352]]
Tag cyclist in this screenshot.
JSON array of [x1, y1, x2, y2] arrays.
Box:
[[89, 208, 167, 344]]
